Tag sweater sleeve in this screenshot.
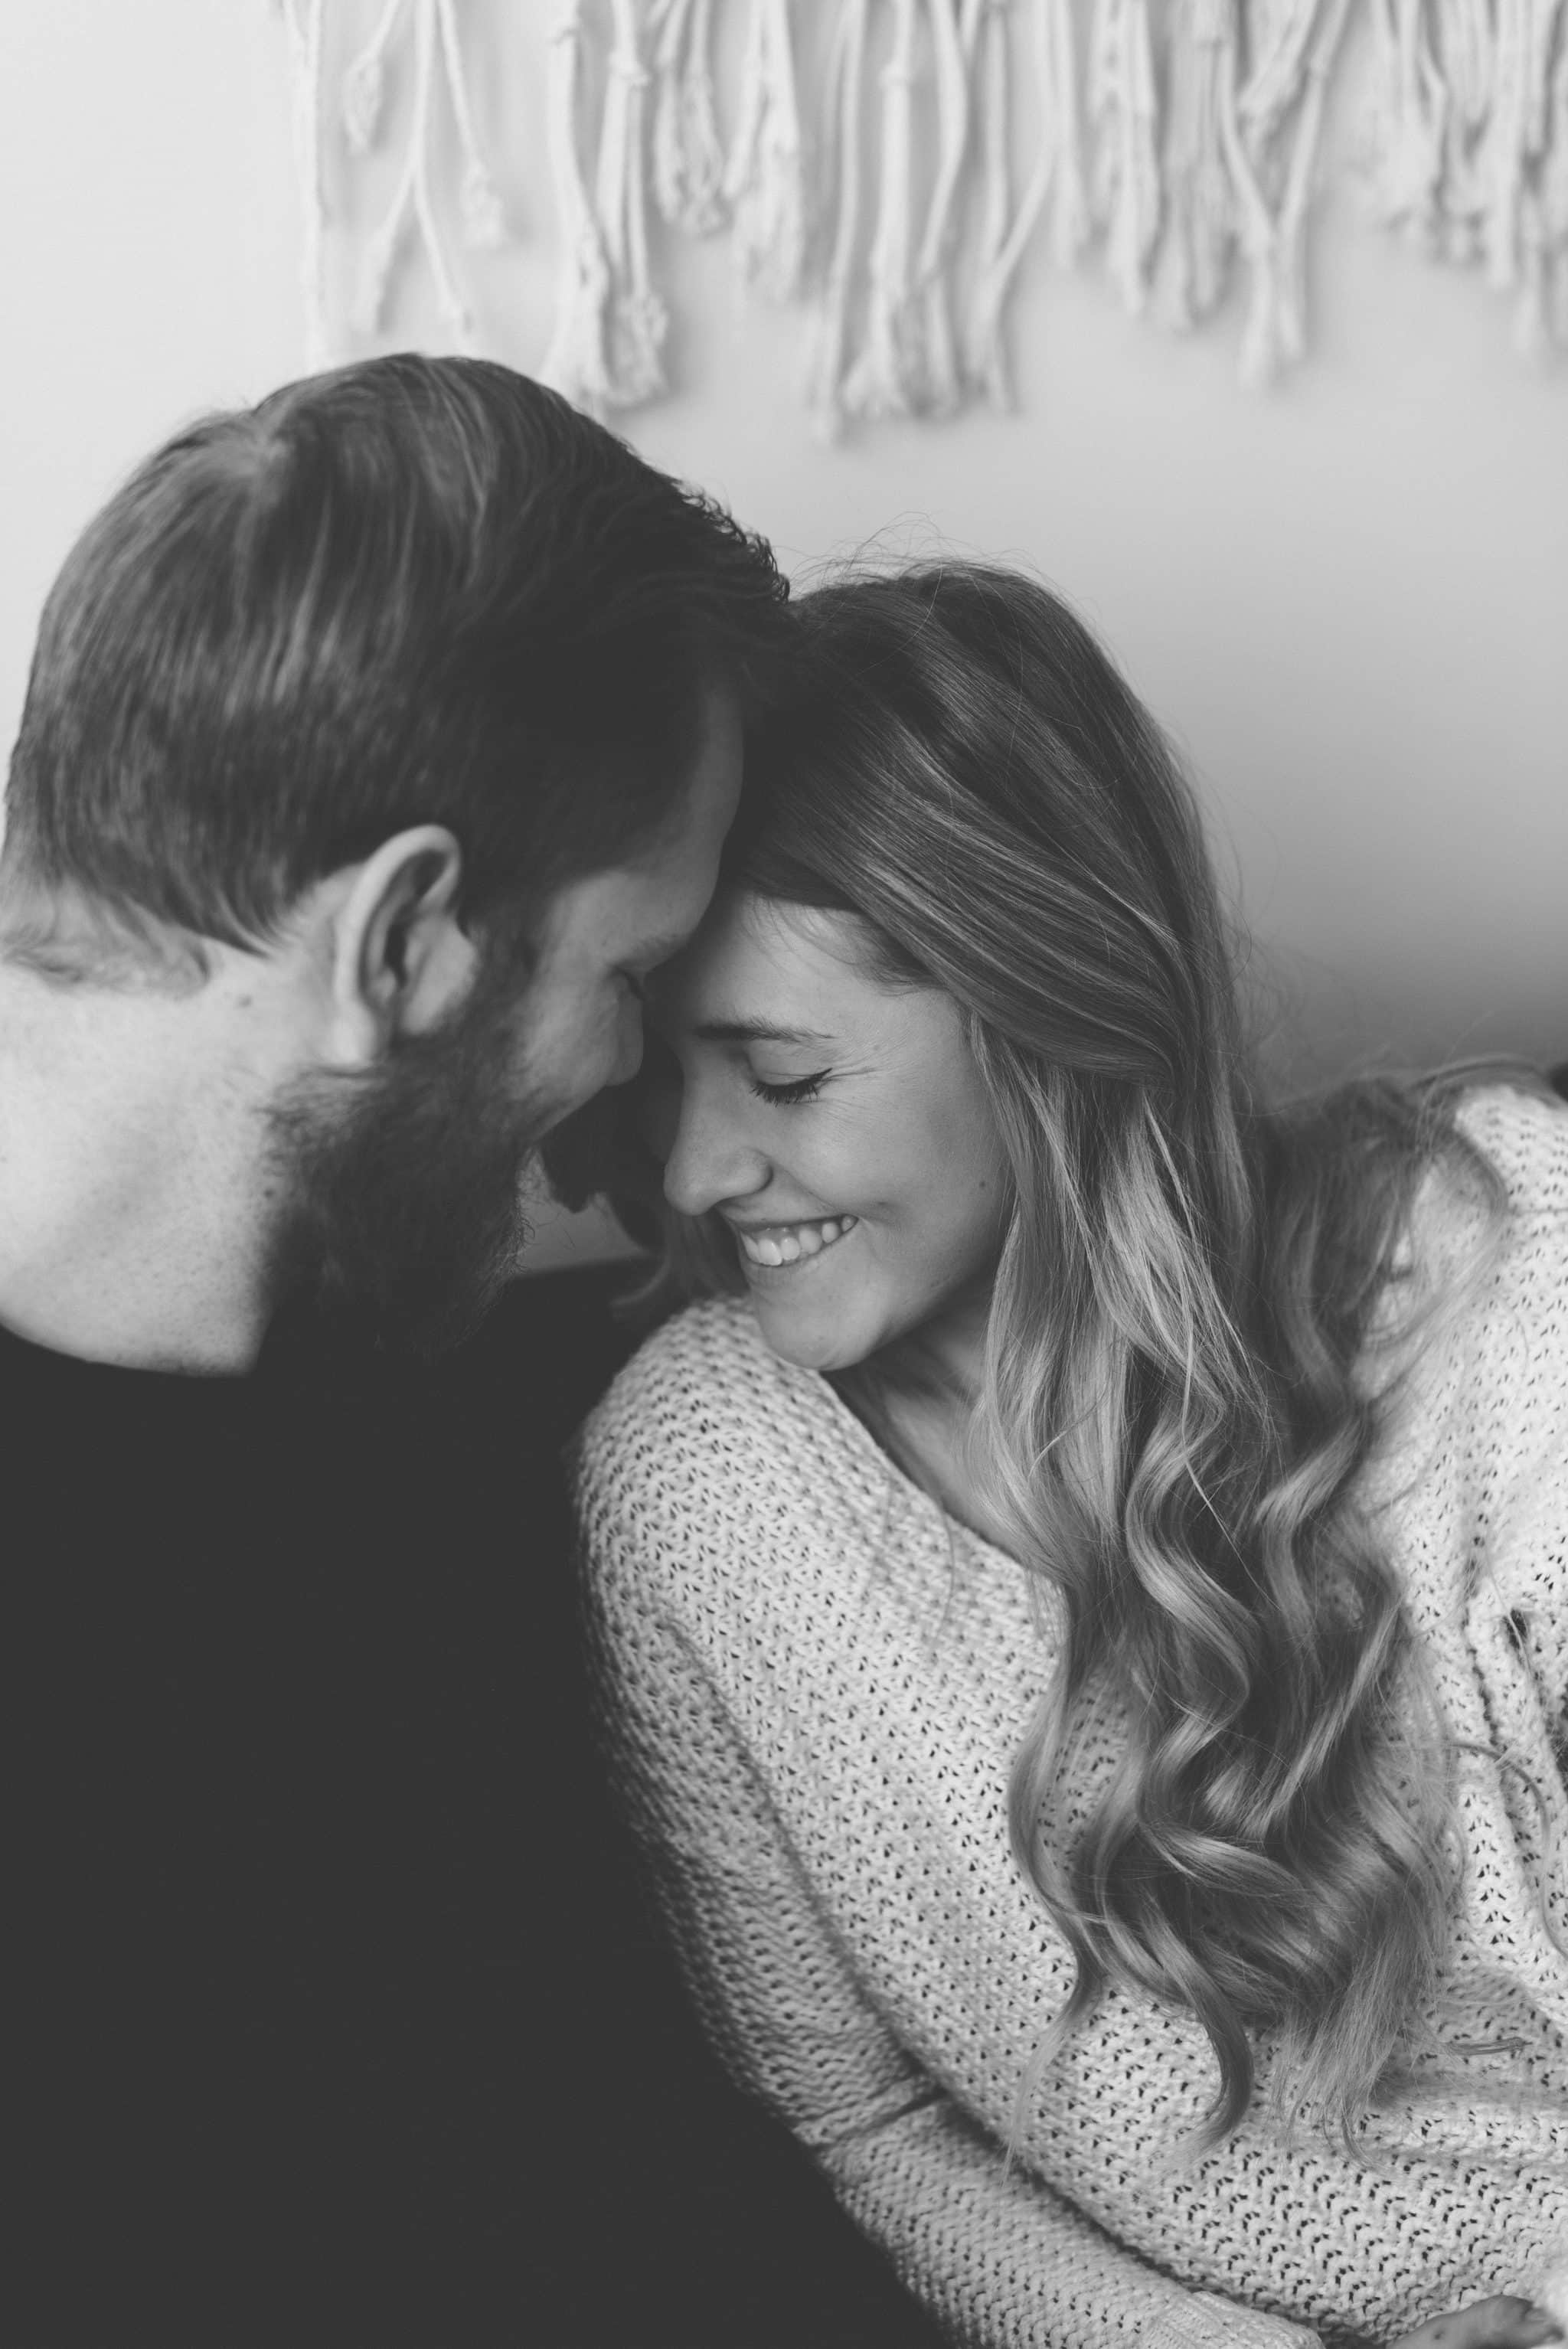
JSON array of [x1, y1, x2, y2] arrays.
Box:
[[582, 1505, 1318, 2349]]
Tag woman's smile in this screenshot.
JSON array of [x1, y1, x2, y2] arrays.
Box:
[[725, 1212, 859, 1270]]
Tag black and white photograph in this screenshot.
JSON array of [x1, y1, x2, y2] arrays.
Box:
[[2, 5, 1565, 2344]]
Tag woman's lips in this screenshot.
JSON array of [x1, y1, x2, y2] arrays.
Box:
[[729, 1214, 858, 1269]]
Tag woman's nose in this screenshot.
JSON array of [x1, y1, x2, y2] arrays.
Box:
[[662, 1084, 769, 1219]]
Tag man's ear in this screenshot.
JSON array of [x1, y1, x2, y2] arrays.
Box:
[[322, 825, 479, 1069]]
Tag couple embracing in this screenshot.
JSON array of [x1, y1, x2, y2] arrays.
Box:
[[6, 353, 1565, 2348]]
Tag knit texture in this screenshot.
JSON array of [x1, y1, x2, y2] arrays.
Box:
[[576, 1086, 1568, 2349]]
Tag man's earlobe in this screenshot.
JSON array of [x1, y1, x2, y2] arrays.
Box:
[[324, 825, 477, 1068]]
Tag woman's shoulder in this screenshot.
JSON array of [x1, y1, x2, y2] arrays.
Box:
[[1388, 1080, 1568, 1315], [1377, 1080, 1568, 1371], [1452, 1076, 1568, 1221], [1382, 1080, 1568, 1489], [574, 1297, 828, 1531], [1407, 1083, 1568, 1716], [1451, 1081, 1568, 1400], [584, 1295, 792, 1437], [1455, 1075, 1568, 1199]]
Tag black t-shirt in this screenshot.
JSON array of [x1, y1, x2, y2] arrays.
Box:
[[5, 1272, 946, 2347]]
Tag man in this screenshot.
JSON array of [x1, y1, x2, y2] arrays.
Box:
[[4, 357, 945, 2344]]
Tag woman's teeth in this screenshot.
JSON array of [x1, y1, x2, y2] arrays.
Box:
[[735, 1216, 858, 1269]]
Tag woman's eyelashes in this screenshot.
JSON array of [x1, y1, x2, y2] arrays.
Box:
[[748, 1070, 830, 1107]]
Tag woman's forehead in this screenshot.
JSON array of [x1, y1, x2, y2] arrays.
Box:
[[653, 894, 877, 1031]]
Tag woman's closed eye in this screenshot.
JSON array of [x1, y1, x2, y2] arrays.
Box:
[[748, 1070, 830, 1107]]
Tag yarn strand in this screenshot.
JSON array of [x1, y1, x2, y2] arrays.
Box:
[[969, 0, 1089, 408], [843, 0, 923, 420], [913, 0, 973, 413], [342, 0, 407, 158], [348, 0, 477, 350], [1091, 0, 1162, 315], [726, 0, 808, 303], [805, 0, 872, 436], [433, 0, 506, 249], [596, 0, 669, 403], [280, 0, 331, 369], [538, 0, 616, 414], [652, 0, 727, 234]]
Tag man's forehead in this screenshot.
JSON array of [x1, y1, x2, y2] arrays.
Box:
[[625, 919, 703, 970], [684, 681, 744, 818]]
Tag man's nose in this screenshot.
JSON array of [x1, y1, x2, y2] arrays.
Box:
[[663, 1086, 769, 1219]]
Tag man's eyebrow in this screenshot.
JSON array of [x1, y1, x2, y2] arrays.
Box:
[[694, 1018, 835, 1046]]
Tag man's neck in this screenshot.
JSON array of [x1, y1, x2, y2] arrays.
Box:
[[0, 964, 279, 1374]]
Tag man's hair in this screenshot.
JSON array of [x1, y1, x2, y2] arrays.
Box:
[[4, 354, 788, 969]]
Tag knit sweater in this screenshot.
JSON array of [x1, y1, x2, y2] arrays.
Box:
[[575, 1086, 1568, 2349]]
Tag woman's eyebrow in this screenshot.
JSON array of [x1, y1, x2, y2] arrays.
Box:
[[694, 1017, 835, 1046]]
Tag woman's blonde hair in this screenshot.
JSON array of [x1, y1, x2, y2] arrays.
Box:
[[655, 561, 1538, 2148]]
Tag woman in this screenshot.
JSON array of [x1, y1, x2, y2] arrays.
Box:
[[573, 565, 1568, 2349]]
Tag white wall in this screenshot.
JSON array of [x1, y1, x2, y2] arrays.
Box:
[[2, 4, 1564, 1269], [0, 5, 299, 747]]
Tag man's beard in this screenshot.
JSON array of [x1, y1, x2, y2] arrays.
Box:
[[263, 975, 552, 1361]]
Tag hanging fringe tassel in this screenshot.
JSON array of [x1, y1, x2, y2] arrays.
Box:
[[651, 0, 727, 234], [1153, 0, 1241, 330], [1538, 5, 1568, 347], [342, 0, 498, 354], [1506, 0, 1568, 355], [805, 0, 872, 437], [1481, 0, 1533, 296], [843, 0, 925, 419], [1240, 0, 1327, 148], [538, 0, 617, 413], [966, 0, 1089, 408], [434, 0, 507, 250], [280, 0, 331, 368], [1430, 0, 1494, 265], [1370, 0, 1568, 356], [1238, 0, 1358, 381], [1371, 0, 1459, 250], [342, 0, 405, 160], [725, 0, 808, 302], [1089, 0, 1162, 315], [962, 0, 1023, 406], [1152, 0, 1357, 387], [1045, 0, 1093, 271], [596, 0, 669, 403], [1220, 0, 1308, 390], [912, 0, 973, 416], [964, 0, 1018, 404], [1482, 0, 1566, 353]]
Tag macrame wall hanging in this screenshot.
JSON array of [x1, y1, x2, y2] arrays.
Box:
[[278, 1, 1568, 433]]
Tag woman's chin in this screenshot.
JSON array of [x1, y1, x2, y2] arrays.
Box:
[[747, 1289, 877, 1375]]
